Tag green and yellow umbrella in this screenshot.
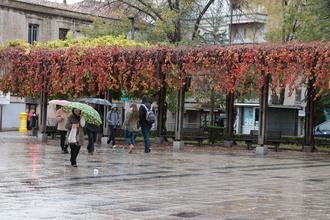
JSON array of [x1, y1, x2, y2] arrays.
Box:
[[64, 102, 102, 125]]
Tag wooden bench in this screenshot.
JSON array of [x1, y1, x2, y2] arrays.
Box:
[[46, 126, 61, 139], [166, 128, 208, 146], [245, 130, 282, 151], [205, 127, 225, 144]]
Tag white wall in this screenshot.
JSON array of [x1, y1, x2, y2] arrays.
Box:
[[1, 103, 25, 130]]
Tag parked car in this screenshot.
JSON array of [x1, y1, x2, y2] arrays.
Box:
[[314, 120, 330, 138]]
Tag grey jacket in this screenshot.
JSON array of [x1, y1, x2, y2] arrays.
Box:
[[107, 110, 120, 127], [65, 114, 84, 146]]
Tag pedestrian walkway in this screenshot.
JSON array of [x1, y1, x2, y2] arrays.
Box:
[[0, 137, 330, 219], [0, 131, 35, 143]]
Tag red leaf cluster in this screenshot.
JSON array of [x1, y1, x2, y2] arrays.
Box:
[[0, 42, 328, 98]]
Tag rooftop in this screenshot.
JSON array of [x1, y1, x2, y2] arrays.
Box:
[[9, 0, 120, 19]]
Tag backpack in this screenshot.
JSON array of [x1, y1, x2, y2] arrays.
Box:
[[142, 104, 156, 124]]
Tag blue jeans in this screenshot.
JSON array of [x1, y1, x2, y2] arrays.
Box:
[[87, 128, 97, 153], [125, 130, 136, 145], [141, 127, 151, 152]]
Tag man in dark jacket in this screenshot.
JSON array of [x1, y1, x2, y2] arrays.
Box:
[[139, 96, 153, 153]]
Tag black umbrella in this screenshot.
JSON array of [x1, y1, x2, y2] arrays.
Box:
[[76, 98, 111, 106]]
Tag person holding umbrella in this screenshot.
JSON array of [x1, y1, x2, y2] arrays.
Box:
[[49, 100, 71, 154], [64, 102, 102, 167], [55, 105, 69, 154], [106, 104, 121, 147], [66, 108, 85, 167]]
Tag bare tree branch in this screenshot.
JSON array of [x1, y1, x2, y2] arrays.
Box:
[[191, 0, 216, 40], [136, 0, 164, 21], [288, 19, 299, 41], [103, 0, 159, 21]]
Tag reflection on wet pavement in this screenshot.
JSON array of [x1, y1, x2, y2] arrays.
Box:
[[0, 139, 330, 219]]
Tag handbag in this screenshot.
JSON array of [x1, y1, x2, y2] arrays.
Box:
[[68, 127, 77, 143], [80, 116, 86, 128]]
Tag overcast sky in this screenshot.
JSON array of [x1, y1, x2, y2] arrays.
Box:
[[47, 0, 83, 4]]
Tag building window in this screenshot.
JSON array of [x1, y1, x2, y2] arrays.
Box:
[[28, 24, 39, 44], [254, 108, 259, 126], [231, 0, 241, 10], [59, 28, 69, 40], [295, 88, 302, 102], [203, 32, 213, 41]]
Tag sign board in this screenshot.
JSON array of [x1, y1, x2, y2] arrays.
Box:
[[120, 97, 129, 102], [0, 91, 10, 105], [120, 90, 130, 102], [298, 110, 305, 117]]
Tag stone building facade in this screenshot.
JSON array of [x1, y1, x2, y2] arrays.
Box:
[[0, 0, 114, 130]]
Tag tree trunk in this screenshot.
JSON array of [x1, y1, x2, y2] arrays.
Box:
[[157, 81, 167, 137], [167, 0, 181, 43], [210, 88, 215, 126], [225, 92, 235, 138], [191, 0, 215, 40], [279, 89, 285, 104]]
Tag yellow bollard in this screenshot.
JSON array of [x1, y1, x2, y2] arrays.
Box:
[[19, 112, 27, 133]]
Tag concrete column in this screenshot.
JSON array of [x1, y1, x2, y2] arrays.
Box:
[[256, 74, 269, 155], [37, 91, 47, 142], [173, 86, 185, 150], [0, 105, 3, 132], [236, 106, 241, 134]]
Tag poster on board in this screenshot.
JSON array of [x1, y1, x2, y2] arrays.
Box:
[[0, 91, 10, 105]]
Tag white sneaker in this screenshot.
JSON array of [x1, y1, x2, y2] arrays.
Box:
[[112, 145, 117, 149]]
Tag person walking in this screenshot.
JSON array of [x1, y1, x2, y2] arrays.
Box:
[[86, 104, 99, 155], [66, 108, 85, 167], [122, 103, 139, 154], [55, 106, 69, 154], [27, 110, 33, 130], [106, 104, 120, 148], [86, 122, 99, 155], [139, 96, 155, 153]]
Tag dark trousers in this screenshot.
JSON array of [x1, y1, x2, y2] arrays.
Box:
[[141, 127, 151, 152], [59, 130, 67, 150], [108, 125, 117, 145], [70, 144, 81, 165], [87, 128, 97, 153]]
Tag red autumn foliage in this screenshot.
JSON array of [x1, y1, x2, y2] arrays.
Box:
[[0, 42, 328, 98]]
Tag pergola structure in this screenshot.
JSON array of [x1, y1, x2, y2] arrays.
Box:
[[0, 43, 329, 151]]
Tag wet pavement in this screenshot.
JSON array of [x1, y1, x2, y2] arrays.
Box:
[[1, 132, 330, 219]]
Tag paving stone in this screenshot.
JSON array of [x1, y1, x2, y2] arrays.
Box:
[[0, 133, 330, 219]]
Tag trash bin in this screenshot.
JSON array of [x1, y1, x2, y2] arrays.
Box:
[[19, 112, 27, 133], [31, 113, 38, 136]]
